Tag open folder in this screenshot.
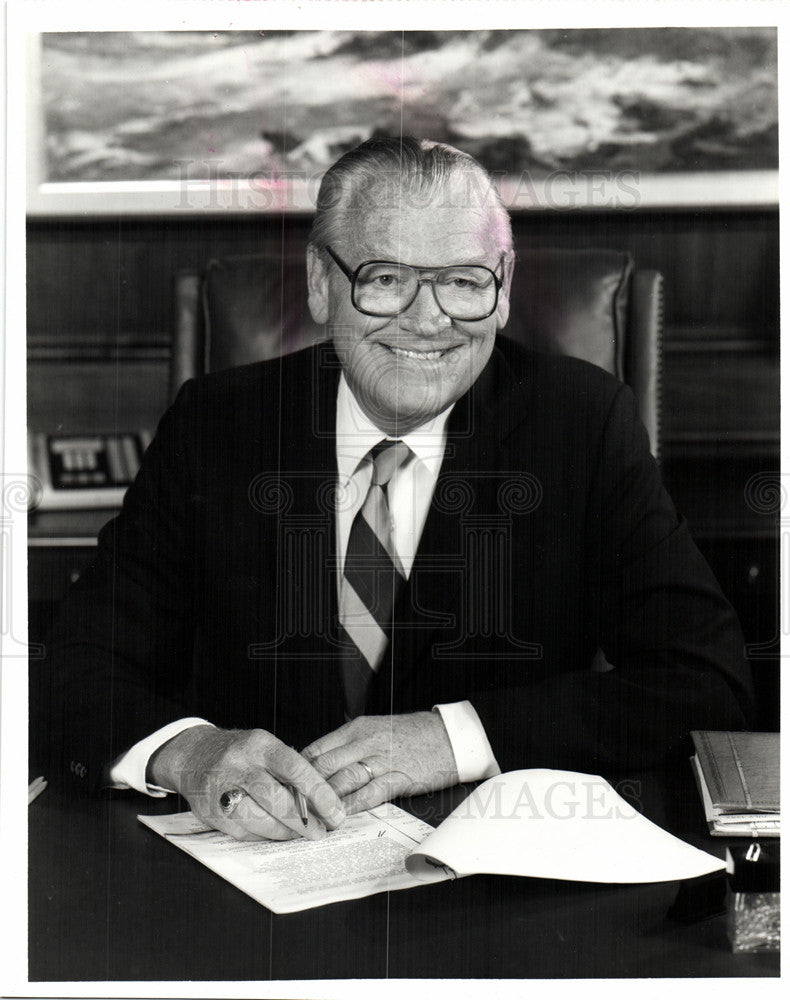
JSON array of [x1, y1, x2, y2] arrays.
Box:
[[139, 768, 725, 914]]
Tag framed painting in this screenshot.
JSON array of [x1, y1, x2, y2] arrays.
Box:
[[26, 26, 778, 215]]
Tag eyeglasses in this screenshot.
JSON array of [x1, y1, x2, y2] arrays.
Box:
[[325, 245, 503, 321]]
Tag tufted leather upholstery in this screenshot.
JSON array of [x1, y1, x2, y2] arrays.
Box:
[[171, 245, 662, 455]]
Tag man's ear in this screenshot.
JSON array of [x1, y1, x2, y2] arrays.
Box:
[[306, 245, 330, 325], [495, 250, 515, 330]]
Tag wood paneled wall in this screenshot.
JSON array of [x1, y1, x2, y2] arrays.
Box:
[[28, 209, 778, 436], [28, 210, 778, 343]]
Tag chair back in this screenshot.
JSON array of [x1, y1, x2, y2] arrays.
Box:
[[172, 246, 662, 455]]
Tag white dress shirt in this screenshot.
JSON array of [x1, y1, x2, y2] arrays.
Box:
[[110, 374, 500, 794]]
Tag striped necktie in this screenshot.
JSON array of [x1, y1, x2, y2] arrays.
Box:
[[339, 439, 412, 719]]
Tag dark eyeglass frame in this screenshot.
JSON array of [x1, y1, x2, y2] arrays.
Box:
[[325, 245, 504, 321]]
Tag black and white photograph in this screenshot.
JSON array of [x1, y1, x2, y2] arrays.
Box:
[[1, 1, 782, 996]]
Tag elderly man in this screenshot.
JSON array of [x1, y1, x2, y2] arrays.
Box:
[[40, 137, 752, 842]]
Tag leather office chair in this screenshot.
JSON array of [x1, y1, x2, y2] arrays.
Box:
[[171, 246, 663, 456]]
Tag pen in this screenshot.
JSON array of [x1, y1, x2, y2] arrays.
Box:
[[289, 745, 310, 828], [294, 788, 309, 828], [28, 776, 48, 805]]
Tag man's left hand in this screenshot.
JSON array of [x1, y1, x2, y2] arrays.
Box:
[[303, 712, 458, 814]]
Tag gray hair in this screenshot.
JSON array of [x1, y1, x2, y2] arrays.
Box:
[[308, 136, 512, 258]]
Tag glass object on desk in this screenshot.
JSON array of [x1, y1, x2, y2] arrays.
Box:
[[726, 843, 780, 953]]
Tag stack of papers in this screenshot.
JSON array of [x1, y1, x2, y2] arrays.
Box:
[[691, 731, 780, 837], [140, 769, 727, 914]]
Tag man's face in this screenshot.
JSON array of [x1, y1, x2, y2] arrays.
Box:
[[308, 176, 512, 435]]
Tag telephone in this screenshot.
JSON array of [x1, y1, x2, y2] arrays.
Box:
[[28, 430, 152, 510]]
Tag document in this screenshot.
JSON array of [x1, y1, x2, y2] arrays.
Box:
[[406, 769, 726, 884], [139, 802, 446, 914], [140, 769, 725, 914]]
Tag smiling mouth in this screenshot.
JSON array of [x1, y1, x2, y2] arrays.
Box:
[[384, 344, 459, 361]]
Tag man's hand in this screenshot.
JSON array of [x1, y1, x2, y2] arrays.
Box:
[[303, 712, 459, 814], [147, 726, 346, 841]]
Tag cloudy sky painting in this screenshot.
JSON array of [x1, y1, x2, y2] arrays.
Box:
[[40, 27, 777, 184]]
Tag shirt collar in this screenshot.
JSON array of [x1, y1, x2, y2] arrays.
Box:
[[336, 374, 454, 481]]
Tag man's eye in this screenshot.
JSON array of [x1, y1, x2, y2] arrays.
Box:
[[440, 269, 488, 289], [360, 267, 404, 287]]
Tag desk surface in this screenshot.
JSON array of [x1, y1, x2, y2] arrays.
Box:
[[28, 767, 779, 982]]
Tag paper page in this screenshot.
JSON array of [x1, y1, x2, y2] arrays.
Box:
[[139, 802, 449, 914], [406, 769, 726, 884]]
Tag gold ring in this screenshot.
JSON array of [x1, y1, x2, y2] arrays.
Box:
[[359, 760, 375, 783]]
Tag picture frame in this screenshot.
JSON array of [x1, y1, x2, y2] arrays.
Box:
[[26, 27, 779, 215]]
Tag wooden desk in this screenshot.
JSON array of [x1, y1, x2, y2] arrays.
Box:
[[28, 768, 779, 982]]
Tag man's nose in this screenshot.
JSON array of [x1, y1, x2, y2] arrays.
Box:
[[400, 281, 451, 335]]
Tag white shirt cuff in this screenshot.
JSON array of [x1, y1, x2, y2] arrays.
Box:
[[109, 718, 215, 796], [433, 701, 501, 783]]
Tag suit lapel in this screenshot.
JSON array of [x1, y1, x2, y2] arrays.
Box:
[[254, 344, 348, 740], [291, 341, 342, 638]]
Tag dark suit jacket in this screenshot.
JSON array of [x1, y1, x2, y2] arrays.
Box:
[[37, 338, 752, 794]]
